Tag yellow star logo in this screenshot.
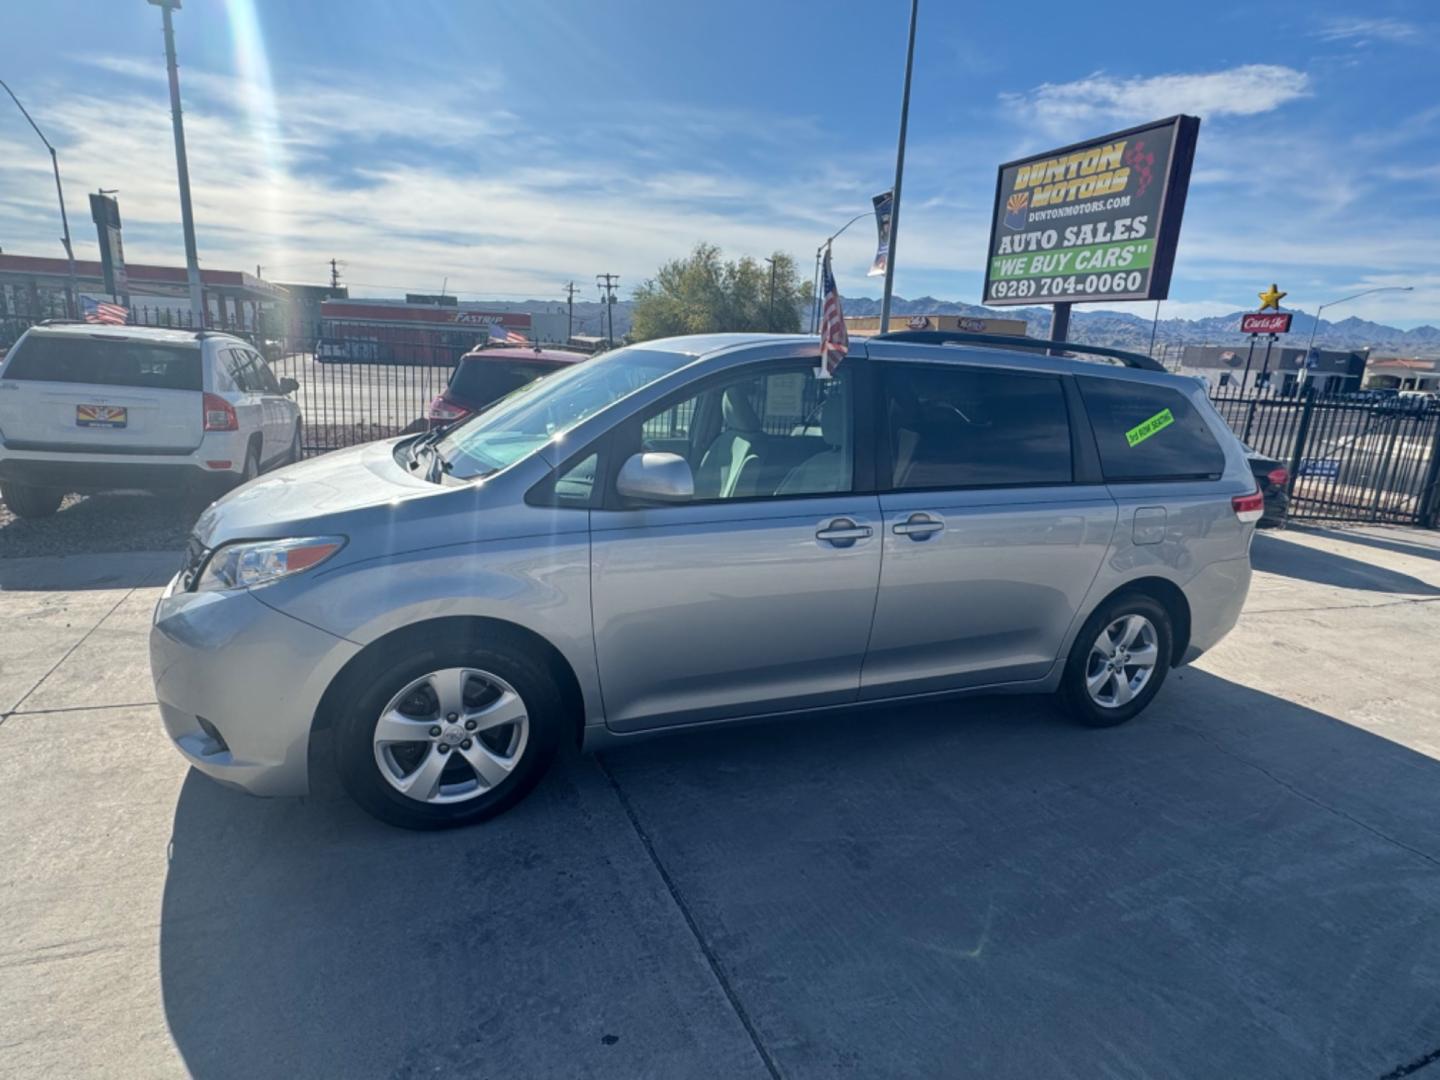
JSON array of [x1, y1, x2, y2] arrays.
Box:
[[1258, 283, 1287, 311]]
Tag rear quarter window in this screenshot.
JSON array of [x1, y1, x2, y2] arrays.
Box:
[[1078, 376, 1226, 482], [3, 336, 202, 392]]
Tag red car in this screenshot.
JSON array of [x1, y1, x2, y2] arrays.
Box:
[[425, 346, 585, 429]]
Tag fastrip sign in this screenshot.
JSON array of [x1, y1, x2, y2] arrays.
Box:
[[983, 115, 1201, 307]]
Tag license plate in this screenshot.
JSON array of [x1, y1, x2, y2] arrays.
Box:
[[77, 404, 127, 428]]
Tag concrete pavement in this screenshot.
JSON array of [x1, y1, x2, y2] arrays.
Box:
[[2, 526, 1440, 1079]]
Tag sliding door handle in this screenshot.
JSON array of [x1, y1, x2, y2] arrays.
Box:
[[893, 513, 944, 540]]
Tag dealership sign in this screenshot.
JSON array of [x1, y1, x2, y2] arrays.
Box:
[[1240, 312, 1292, 334], [983, 115, 1201, 306]]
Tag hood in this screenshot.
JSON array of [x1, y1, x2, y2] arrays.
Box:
[[193, 438, 440, 547]]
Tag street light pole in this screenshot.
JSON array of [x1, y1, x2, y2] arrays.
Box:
[[149, 0, 206, 327], [1302, 285, 1414, 390], [1, 78, 79, 318], [878, 0, 918, 334], [811, 210, 871, 333]]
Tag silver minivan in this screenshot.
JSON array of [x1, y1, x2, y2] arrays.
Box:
[[151, 333, 1259, 829]]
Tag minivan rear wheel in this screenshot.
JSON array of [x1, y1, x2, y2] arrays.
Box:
[[1, 483, 65, 519], [334, 632, 564, 829], [1060, 592, 1173, 728]]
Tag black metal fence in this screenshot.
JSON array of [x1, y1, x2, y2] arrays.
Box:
[[1209, 383, 1440, 526], [3, 310, 1438, 526]]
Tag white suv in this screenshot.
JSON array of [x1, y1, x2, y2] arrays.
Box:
[[0, 323, 303, 518]]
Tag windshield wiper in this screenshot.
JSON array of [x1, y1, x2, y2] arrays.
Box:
[[406, 428, 445, 471]]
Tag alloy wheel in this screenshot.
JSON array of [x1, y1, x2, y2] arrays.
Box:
[[1084, 614, 1159, 709], [372, 667, 530, 804]]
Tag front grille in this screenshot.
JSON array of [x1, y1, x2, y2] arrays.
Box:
[[180, 536, 208, 591]]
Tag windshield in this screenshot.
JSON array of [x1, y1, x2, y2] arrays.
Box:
[[435, 344, 695, 479]]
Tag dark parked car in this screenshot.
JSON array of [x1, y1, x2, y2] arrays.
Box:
[[424, 346, 585, 429], [1244, 446, 1289, 528]]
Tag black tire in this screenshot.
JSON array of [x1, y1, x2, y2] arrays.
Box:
[[1059, 592, 1173, 728], [334, 629, 565, 829], [286, 424, 302, 466], [1, 483, 65, 519]]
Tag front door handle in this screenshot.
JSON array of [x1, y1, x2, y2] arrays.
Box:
[[816, 518, 873, 547], [893, 512, 945, 540]]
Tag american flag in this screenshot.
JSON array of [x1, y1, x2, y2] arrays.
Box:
[[82, 297, 128, 325], [490, 326, 528, 345], [818, 246, 848, 378]]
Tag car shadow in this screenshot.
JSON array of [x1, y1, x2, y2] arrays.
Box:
[[1250, 532, 1440, 595], [1290, 524, 1440, 565], [160, 673, 1440, 1079]]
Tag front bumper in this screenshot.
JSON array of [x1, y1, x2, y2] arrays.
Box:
[[150, 573, 361, 797]]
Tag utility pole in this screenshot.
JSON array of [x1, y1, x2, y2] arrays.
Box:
[[329, 258, 342, 289], [149, 0, 206, 327], [765, 256, 777, 332], [596, 273, 619, 346], [563, 281, 580, 342], [1, 78, 79, 318], [878, 0, 918, 334]]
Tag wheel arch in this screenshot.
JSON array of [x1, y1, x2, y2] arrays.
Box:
[[311, 615, 587, 745], [1077, 576, 1192, 667]]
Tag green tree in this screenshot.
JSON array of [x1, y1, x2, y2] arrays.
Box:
[[629, 243, 812, 341]]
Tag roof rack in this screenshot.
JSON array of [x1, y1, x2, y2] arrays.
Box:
[[869, 329, 1166, 372]]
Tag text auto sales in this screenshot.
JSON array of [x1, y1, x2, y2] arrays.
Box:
[[989, 216, 1151, 300]]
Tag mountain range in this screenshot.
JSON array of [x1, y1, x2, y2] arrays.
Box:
[[495, 295, 1440, 358]]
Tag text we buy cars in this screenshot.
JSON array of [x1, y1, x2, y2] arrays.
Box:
[[984, 115, 1200, 305]]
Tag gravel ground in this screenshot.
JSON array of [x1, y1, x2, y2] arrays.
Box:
[[0, 492, 197, 558]]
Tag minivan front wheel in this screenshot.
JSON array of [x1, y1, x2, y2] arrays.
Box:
[[1060, 593, 1173, 728], [335, 634, 563, 829]]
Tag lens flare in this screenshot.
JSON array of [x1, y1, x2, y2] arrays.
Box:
[[225, 0, 284, 270]]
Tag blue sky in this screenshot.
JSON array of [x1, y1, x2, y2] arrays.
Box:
[[1, 1, 1437, 327]]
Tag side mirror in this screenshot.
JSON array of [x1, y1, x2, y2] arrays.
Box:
[[616, 452, 693, 504], [279, 377, 300, 394]]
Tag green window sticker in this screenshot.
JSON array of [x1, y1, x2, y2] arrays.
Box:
[[1125, 408, 1174, 448]]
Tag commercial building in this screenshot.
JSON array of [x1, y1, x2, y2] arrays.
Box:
[[1180, 343, 1368, 394], [0, 252, 286, 330], [1364, 356, 1440, 393], [319, 298, 569, 364]]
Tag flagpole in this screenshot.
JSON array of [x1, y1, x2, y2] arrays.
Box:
[[878, 0, 918, 334]]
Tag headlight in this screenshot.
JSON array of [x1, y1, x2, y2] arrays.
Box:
[[195, 536, 346, 592]]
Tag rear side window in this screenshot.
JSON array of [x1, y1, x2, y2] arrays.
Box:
[[883, 363, 1072, 489], [3, 336, 202, 391], [450, 361, 558, 407], [1078, 377, 1225, 481]]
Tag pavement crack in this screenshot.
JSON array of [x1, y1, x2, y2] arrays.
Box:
[[1244, 596, 1440, 616], [2, 586, 138, 724], [1, 700, 158, 720], [1183, 725, 1440, 872], [1379, 1044, 1440, 1079], [596, 754, 784, 1080]]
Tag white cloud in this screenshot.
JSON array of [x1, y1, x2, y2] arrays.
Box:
[[1001, 65, 1311, 129], [1313, 17, 1421, 45]]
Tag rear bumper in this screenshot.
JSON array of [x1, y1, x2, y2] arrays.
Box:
[[0, 436, 248, 493], [150, 573, 360, 797], [1182, 554, 1252, 660]]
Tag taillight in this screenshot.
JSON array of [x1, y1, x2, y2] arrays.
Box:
[[1232, 489, 1265, 523], [203, 393, 238, 432], [1266, 467, 1288, 487], [427, 395, 470, 423]]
